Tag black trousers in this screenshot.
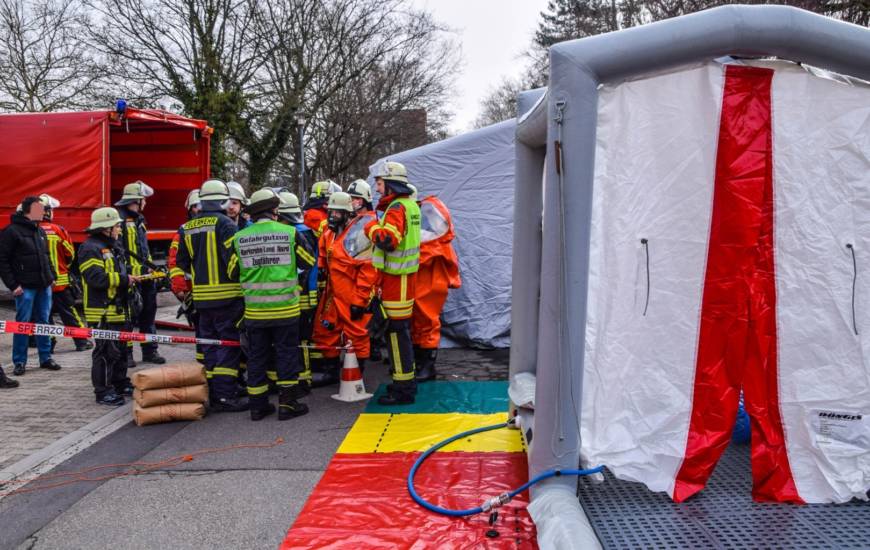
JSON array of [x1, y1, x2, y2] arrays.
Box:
[[90, 321, 130, 398], [136, 280, 158, 354], [386, 318, 415, 383], [51, 288, 88, 345], [199, 300, 244, 401], [249, 320, 301, 407]]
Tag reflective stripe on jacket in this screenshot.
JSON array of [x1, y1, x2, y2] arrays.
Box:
[[234, 219, 314, 325], [78, 234, 128, 323], [175, 209, 242, 308], [367, 197, 421, 275], [40, 221, 76, 292]]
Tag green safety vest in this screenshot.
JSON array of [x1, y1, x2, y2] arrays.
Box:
[[233, 219, 300, 323], [372, 196, 421, 275]]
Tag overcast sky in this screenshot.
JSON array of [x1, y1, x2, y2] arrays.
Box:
[[409, 0, 549, 134]]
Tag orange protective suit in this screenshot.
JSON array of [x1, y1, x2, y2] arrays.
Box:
[[411, 197, 461, 348], [304, 207, 328, 237], [312, 212, 378, 360]]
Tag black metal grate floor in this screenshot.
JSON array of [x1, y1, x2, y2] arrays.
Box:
[[578, 443, 870, 549]]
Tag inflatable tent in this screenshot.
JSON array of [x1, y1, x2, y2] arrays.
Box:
[[510, 5, 870, 547], [371, 113, 535, 348]]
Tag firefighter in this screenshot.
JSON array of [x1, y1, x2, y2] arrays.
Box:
[[311, 192, 377, 386], [346, 179, 382, 361], [364, 162, 421, 405], [168, 190, 203, 363], [277, 191, 319, 390], [38, 194, 93, 352], [303, 180, 335, 238], [225, 181, 251, 230], [79, 207, 141, 406], [175, 179, 248, 413], [235, 189, 314, 420], [115, 180, 165, 365], [411, 189, 461, 382]]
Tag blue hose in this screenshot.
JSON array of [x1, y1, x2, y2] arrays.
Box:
[[407, 420, 604, 517]]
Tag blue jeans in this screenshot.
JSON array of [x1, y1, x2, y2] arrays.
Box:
[[13, 286, 53, 366]]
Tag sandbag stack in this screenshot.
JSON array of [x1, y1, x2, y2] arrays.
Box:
[[131, 362, 208, 426]]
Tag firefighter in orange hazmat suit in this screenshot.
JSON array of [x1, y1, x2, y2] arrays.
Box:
[[411, 190, 460, 382], [310, 191, 377, 386]]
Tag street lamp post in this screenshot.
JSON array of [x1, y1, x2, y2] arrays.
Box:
[[296, 112, 306, 198]]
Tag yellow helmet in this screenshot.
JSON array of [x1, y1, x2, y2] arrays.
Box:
[[309, 180, 333, 199], [86, 207, 123, 232], [327, 191, 354, 212], [199, 179, 229, 201], [115, 180, 154, 205]]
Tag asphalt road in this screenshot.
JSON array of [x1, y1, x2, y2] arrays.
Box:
[[0, 366, 392, 550]]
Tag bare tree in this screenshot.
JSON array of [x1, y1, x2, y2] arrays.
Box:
[[86, 0, 458, 189], [473, 76, 527, 128], [0, 0, 101, 112]]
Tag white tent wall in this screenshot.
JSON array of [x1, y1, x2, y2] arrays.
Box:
[[370, 119, 516, 348], [511, 5, 870, 548]]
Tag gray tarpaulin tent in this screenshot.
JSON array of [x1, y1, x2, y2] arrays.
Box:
[[510, 5, 870, 548], [370, 119, 517, 348]]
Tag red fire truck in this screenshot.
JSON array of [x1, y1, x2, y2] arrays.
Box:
[[0, 106, 212, 261]]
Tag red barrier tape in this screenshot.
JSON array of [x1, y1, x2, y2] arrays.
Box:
[[0, 320, 240, 347]]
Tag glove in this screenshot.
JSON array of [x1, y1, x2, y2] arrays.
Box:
[[373, 233, 395, 252], [350, 304, 366, 321]]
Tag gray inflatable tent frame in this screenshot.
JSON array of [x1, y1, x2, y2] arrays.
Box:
[[509, 5, 870, 548]]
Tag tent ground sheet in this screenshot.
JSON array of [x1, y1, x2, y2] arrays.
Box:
[[579, 442, 870, 549], [282, 381, 537, 549]]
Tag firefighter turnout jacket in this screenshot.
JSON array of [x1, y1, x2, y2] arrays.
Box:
[[293, 223, 319, 312], [234, 219, 315, 326], [117, 206, 152, 276], [175, 208, 242, 308], [78, 234, 130, 324], [39, 221, 76, 292]]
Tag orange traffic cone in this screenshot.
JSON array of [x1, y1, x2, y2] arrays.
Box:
[[331, 349, 372, 402]]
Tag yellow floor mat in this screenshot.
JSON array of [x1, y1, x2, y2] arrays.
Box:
[[337, 412, 525, 454]]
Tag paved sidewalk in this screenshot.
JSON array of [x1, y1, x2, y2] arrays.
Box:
[[0, 293, 192, 470]]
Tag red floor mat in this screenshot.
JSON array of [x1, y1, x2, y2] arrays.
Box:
[[283, 451, 537, 549]]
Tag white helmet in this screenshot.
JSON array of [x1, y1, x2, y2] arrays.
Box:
[[184, 189, 201, 210], [327, 180, 342, 194], [39, 194, 61, 209], [199, 179, 229, 201], [407, 184, 418, 201], [347, 179, 372, 203], [115, 180, 154, 206], [226, 181, 249, 205], [278, 191, 302, 215], [327, 192, 354, 212], [86, 207, 123, 232]]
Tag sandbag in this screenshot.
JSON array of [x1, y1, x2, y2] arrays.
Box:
[[132, 362, 206, 390], [133, 383, 209, 408], [133, 402, 206, 426]]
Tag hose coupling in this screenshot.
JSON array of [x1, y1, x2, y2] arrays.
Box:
[[481, 492, 512, 512]]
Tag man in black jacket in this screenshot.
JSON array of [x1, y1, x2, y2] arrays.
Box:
[[0, 196, 61, 377]]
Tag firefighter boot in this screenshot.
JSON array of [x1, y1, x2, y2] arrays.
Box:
[[278, 385, 309, 420], [211, 395, 250, 413], [250, 396, 276, 421], [377, 380, 415, 406], [310, 357, 340, 388], [414, 348, 437, 383]]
